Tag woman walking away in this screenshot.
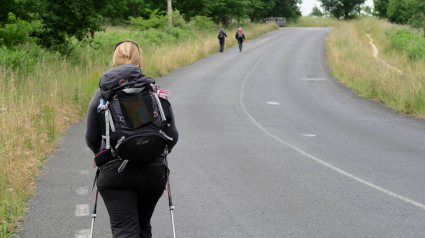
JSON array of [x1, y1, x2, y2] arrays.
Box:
[[235, 28, 246, 52], [217, 29, 227, 52], [85, 40, 179, 238]]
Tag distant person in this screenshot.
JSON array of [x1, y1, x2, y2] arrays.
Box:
[[217, 29, 227, 52], [235, 28, 246, 52], [85, 40, 179, 238]]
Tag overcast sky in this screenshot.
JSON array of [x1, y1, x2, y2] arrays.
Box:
[[299, 0, 374, 16]]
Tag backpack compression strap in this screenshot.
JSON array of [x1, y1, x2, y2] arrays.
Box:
[[151, 84, 166, 122], [104, 102, 116, 149]]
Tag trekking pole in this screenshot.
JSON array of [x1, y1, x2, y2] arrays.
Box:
[[167, 179, 176, 238], [90, 189, 99, 238]]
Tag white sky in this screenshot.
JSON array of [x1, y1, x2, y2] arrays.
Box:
[[300, 0, 374, 16]]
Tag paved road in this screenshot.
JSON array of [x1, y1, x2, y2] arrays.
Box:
[[19, 27, 425, 238]]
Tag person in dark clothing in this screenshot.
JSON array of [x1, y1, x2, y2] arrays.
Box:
[[85, 40, 178, 238], [217, 29, 227, 52], [235, 28, 246, 52]]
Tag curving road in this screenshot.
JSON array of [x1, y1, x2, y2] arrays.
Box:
[[19, 27, 425, 238]]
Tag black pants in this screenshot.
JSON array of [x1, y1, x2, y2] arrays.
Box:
[[238, 39, 243, 52], [97, 164, 167, 238], [219, 41, 225, 52]]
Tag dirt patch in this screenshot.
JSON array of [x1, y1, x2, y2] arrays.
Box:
[[367, 34, 403, 74]]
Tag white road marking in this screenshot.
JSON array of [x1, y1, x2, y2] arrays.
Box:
[[75, 204, 89, 217], [77, 186, 89, 195], [239, 47, 425, 211], [79, 170, 89, 176], [75, 229, 90, 238], [266, 102, 280, 105], [302, 134, 316, 137], [299, 78, 327, 81]]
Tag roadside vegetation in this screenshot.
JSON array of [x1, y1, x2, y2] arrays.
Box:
[[327, 18, 425, 117], [0, 9, 278, 238], [286, 16, 340, 27]]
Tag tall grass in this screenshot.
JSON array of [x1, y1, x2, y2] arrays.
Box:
[[286, 16, 340, 27], [327, 18, 425, 116], [0, 22, 278, 237]]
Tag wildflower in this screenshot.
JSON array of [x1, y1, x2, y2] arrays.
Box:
[[18, 43, 21, 48]]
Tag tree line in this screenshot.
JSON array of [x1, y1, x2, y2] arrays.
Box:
[[307, 0, 424, 37], [374, 0, 425, 36], [0, 0, 301, 49]]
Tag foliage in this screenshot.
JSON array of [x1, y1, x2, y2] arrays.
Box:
[[35, 0, 106, 49], [310, 5, 324, 17], [373, 0, 425, 38], [387, 0, 409, 24], [287, 16, 340, 27], [387, 29, 425, 59], [0, 45, 45, 73], [363, 6, 373, 16], [188, 15, 217, 31], [373, 0, 389, 18], [129, 9, 169, 30], [0, 0, 107, 49], [271, 0, 302, 19], [327, 18, 425, 117], [405, 0, 425, 36], [99, 0, 129, 25], [318, 0, 366, 19], [0, 13, 43, 48], [1, 0, 302, 49]]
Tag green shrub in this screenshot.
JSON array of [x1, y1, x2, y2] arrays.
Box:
[[188, 15, 217, 31], [128, 9, 168, 30], [387, 29, 425, 59], [0, 13, 43, 48], [0, 44, 46, 74]]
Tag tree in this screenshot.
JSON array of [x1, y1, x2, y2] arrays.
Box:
[[405, 0, 425, 37], [310, 5, 324, 17], [363, 5, 372, 16], [173, 0, 206, 21], [387, 0, 408, 24], [373, 0, 389, 18], [318, 0, 366, 19], [100, 0, 128, 25], [248, 0, 276, 22], [270, 0, 302, 20], [34, 0, 107, 48]]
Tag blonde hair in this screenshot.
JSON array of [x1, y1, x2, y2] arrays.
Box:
[[113, 41, 141, 67]]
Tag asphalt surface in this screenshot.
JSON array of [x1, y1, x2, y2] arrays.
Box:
[[18, 27, 425, 238]]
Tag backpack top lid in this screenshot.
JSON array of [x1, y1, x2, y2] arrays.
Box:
[[99, 64, 155, 99]]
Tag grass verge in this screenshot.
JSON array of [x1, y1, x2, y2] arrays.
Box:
[[286, 16, 340, 27], [326, 18, 425, 117]]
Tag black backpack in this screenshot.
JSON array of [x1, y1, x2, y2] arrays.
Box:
[[218, 30, 225, 39], [96, 65, 173, 168]]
